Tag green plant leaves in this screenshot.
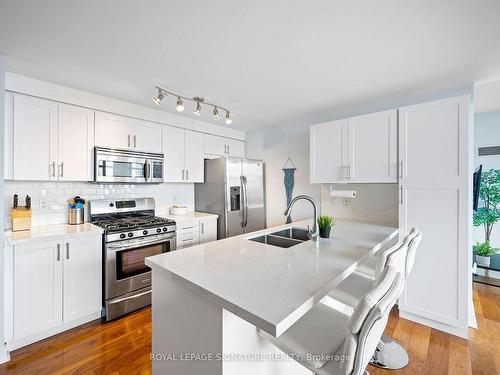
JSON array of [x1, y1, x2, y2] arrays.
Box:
[[317, 215, 335, 229], [473, 241, 499, 257]]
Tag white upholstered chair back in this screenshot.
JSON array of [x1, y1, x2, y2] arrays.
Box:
[[386, 228, 419, 276], [340, 266, 403, 374], [405, 230, 422, 279]]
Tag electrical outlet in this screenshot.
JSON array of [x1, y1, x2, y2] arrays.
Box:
[[343, 198, 351, 206], [40, 200, 48, 210]]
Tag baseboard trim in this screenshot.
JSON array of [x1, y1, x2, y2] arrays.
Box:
[[399, 310, 468, 339], [0, 346, 10, 364]]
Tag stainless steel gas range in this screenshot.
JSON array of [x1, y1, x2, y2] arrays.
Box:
[[89, 197, 176, 321]]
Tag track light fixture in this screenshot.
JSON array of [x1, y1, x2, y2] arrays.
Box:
[[153, 85, 232, 124], [153, 89, 165, 105], [213, 106, 221, 120], [225, 111, 232, 125], [176, 97, 184, 112], [194, 100, 202, 116]]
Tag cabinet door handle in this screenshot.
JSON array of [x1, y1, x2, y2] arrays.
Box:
[[186, 169, 189, 180], [347, 165, 351, 180], [134, 135, 137, 148], [399, 186, 403, 204], [57, 244, 61, 261], [227, 145, 230, 154], [51, 162, 56, 177], [182, 237, 195, 242], [128, 134, 131, 147], [66, 242, 69, 259], [60, 162, 64, 178], [201, 222, 204, 234], [399, 161, 404, 179], [182, 169, 185, 180]]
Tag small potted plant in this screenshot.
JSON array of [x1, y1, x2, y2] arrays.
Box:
[[317, 215, 335, 239], [473, 241, 499, 267]]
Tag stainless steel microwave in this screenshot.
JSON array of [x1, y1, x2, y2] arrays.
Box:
[[94, 147, 164, 183]]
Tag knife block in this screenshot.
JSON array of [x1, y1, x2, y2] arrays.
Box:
[[12, 208, 32, 231]]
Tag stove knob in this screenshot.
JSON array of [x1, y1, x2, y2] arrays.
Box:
[[143, 230, 148, 235], [163, 227, 168, 232], [156, 228, 162, 233], [127, 232, 134, 238], [120, 233, 126, 239]]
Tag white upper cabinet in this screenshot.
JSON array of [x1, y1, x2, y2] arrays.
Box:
[[204, 134, 245, 158], [58, 104, 95, 181], [4, 92, 14, 179], [13, 94, 58, 181], [94, 111, 128, 149], [347, 110, 397, 182], [184, 130, 204, 182], [310, 119, 347, 183], [163, 125, 185, 182], [162, 126, 205, 183], [127, 118, 162, 153], [310, 110, 397, 183], [9, 94, 95, 181], [95, 111, 162, 153]]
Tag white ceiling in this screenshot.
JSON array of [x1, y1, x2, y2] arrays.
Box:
[[1, 1, 500, 131]]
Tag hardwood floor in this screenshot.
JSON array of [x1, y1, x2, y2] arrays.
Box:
[[1, 283, 499, 374]]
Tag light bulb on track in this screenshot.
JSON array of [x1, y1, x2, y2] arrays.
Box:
[[213, 106, 221, 120], [225, 111, 232, 125], [176, 97, 185, 112]]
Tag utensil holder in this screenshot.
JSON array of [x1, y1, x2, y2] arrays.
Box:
[[68, 208, 85, 225]]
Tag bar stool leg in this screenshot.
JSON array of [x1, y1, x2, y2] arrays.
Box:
[[370, 335, 409, 370]]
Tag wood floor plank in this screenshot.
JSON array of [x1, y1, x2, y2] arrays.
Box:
[[1, 283, 499, 374], [448, 336, 472, 375], [423, 329, 449, 375]]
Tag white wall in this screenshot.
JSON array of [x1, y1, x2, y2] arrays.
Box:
[[245, 124, 320, 227], [4, 181, 194, 229], [0, 55, 7, 363], [474, 111, 500, 246]]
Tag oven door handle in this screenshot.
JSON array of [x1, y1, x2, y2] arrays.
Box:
[[107, 234, 175, 251], [108, 289, 152, 305]]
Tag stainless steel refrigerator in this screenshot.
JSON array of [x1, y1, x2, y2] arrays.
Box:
[[195, 157, 266, 239]]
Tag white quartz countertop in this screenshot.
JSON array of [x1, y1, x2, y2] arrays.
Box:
[[145, 218, 398, 337], [158, 211, 218, 222], [4, 223, 103, 246]]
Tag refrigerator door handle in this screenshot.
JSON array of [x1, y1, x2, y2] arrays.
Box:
[[241, 175, 249, 228]]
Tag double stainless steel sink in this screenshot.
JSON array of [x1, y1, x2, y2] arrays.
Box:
[[248, 227, 310, 248]]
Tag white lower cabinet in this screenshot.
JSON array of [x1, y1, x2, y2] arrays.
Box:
[[9, 234, 102, 347], [200, 218, 217, 244], [63, 236, 102, 322], [176, 220, 200, 249], [175, 217, 218, 249], [14, 239, 63, 340]]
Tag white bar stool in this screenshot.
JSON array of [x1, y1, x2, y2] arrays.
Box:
[[261, 266, 404, 375]]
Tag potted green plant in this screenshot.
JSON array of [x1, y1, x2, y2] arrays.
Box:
[[473, 169, 500, 265], [473, 241, 499, 267], [317, 215, 335, 238], [473, 169, 500, 242]]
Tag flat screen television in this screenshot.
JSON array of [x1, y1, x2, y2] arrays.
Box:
[[473, 165, 483, 212]]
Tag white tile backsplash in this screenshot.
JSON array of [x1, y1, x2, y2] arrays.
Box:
[[320, 183, 398, 227], [4, 181, 195, 229]]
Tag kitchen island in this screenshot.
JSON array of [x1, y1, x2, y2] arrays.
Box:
[[145, 219, 398, 375]]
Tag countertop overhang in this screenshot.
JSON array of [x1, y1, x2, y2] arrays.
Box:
[[145, 219, 398, 337]]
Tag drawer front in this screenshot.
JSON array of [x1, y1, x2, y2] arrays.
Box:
[[176, 236, 199, 249], [176, 220, 200, 232]]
